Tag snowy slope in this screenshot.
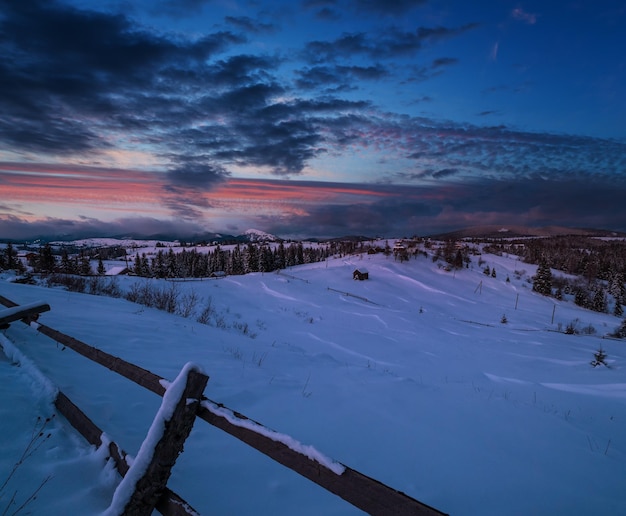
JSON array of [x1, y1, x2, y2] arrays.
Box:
[[1, 250, 625, 515]]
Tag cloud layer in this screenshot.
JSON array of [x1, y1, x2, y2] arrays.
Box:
[[1, 0, 625, 238]]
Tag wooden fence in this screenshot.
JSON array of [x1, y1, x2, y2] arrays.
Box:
[[0, 294, 447, 516]]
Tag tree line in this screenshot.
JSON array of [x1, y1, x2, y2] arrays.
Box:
[[482, 236, 626, 317], [132, 242, 332, 278]]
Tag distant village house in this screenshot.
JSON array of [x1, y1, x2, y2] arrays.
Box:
[[105, 266, 130, 276], [353, 268, 369, 280]]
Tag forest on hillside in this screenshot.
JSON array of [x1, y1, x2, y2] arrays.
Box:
[[482, 236, 626, 317], [2, 236, 626, 320]]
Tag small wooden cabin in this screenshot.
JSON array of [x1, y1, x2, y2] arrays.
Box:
[[353, 268, 369, 280]]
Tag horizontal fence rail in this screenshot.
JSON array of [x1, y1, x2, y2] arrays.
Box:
[[0, 294, 447, 516]]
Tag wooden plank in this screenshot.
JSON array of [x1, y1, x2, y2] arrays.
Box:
[[196, 403, 447, 516], [34, 322, 166, 397], [121, 369, 208, 516], [54, 389, 199, 516], [0, 301, 50, 327]]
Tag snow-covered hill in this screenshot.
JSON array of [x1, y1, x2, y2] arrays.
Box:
[[243, 228, 279, 242], [1, 250, 625, 515]]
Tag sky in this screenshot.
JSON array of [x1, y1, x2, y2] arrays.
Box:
[[1, 0, 625, 240]]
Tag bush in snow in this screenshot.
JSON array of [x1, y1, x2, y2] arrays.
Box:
[[610, 318, 626, 339]]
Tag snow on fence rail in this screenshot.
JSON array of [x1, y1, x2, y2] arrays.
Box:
[[0, 295, 447, 516]]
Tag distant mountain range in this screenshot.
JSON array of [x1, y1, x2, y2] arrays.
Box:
[[427, 225, 626, 240], [4, 225, 626, 246], [12, 228, 282, 246]]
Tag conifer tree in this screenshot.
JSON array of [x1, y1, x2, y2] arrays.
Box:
[[231, 245, 244, 275], [79, 253, 93, 276], [532, 261, 552, 296], [61, 249, 74, 273], [134, 254, 143, 276], [97, 257, 106, 275], [39, 243, 56, 274], [5, 243, 16, 269], [453, 249, 464, 270], [591, 287, 608, 313]]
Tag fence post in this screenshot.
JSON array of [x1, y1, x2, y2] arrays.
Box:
[[114, 366, 208, 516]]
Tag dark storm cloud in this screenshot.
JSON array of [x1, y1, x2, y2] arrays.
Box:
[[262, 175, 626, 238], [304, 0, 427, 17], [0, 0, 484, 185], [213, 119, 324, 175], [423, 176, 626, 232], [431, 168, 460, 179], [302, 23, 478, 62], [0, 214, 207, 240], [313, 7, 342, 21], [295, 64, 387, 90], [405, 57, 459, 83], [302, 0, 338, 8], [204, 55, 281, 87], [351, 0, 428, 16], [396, 120, 626, 181], [150, 0, 213, 18], [265, 195, 442, 238], [0, 0, 244, 155], [0, 0, 360, 177], [225, 16, 277, 33], [0, 116, 105, 155], [165, 95, 370, 175], [431, 57, 459, 69], [165, 160, 229, 188]]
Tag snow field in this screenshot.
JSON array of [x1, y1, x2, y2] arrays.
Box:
[[0, 248, 625, 515]]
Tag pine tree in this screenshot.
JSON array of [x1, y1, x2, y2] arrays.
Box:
[[97, 257, 106, 275], [591, 287, 607, 313], [453, 249, 464, 270], [79, 254, 92, 276], [532, 261, 552, 296], [609, 272, 625, 303], [61, 249, 74, 273], [259, 245, 273, 272], [286, 244, 296, 267], [141, 254, 150, 277], [274, 242, 286, 270], [5, 243, 16, 269], [134, 254, 143, 276], [166, 248, 177, 277], [575, 288, 589, 308], [39, 244, 56, 274], [153, 250, 167, 278], [245, 243, 259, 273], [296, 242, 305, 265], [231, 245, 244, 275]]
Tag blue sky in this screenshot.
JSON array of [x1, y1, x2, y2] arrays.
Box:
[[1, 0, 625, 239]]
